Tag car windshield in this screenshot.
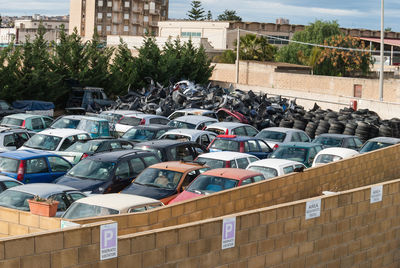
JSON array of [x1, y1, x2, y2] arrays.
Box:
[[160, 134, 191, 142], [119, 117, 141, 126], [1, 117, 23, 126], [210, 139, 239, 151], [315, 154, 343, 164], [122, 128, 155, 142], [131, 168, 183, 190], [67, 159, 115, 181], [313, 137, 343, 147], [256, 131, 286, 142], [0, 157, 19, 173], [65, 140, 101, 153], [248, 166, 278, 179], [0, 190, 34, 210], [196, 157, 225, 169], [24, 134, 62, 151], [52, 118, 80, 129], [207, 128, 226, 135], [77, 120, 99, 134], [167, 120, 196, 129], [360, 141, 393, 153], [270, 147, 308, 163], [62, 202, 119, 219], [187, 175, 238, 194]]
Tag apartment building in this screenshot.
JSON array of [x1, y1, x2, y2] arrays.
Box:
[[69, 0, 168, 41]]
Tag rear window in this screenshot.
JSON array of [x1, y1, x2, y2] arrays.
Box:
[[0, 157, 19, 173], [210, 139, 239, 152], [256, 131, 286, 142], [270, 147, 307, 163], [196, 157, 225, 169], [119, 117, 141, 126], [1, 117, 23, 126], [52, 118, 80, 129], [62, 202, 119, 219], [313, 137, 343, 147], [187, 175, 238, 194], [207, 128, 226, 135], [315, 154, 343, 164], [248, 166, 278, 179], [167, 120, 196, 129]]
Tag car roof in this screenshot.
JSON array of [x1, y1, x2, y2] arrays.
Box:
[[59, 115, 108, 122], [122, 114, 167, 119], [89, 149, 153, 162], [127, 125, 174, 131], [147, 161, 208, 172], [73, 193, 162, 211], [135, 139, 196, 148], [278, 142, 322, 148], [100, 110, 142, 115], [215, 135, 259, 142], [172, 115, 217, 124], [366, 137, 400, 143], [207, 122, 247, 129], [38, 128, 89, 137], [0, 149, 61, 159], [0, 175, 22, 183], [3, 113, 46, 120], [315, 147, 360, 158], [161, 129, 215, 136], [260, 127, 304, 133], [0, 126, 28, 133], [197, 151, 256, 160], [8, 183, 78, 198], [201, 168, 262, 180], [247, 159, 304, 169], [173, 108, 214, 113], [315, 133, 357, 138]]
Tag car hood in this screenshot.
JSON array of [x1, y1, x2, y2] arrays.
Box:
[[121, 183, 176, 200], [169, 190, 201, 204], [55, 175, 107, 193]]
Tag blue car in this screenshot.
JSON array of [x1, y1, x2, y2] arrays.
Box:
[[0, 150, 73, 183], [207, 135, 273, 159]]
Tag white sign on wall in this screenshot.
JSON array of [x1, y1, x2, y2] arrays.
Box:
[[305, 199, 321, 220], [370, 185, 383, 203], [221, 217, 236, 250], [100, 222, 118, 260]]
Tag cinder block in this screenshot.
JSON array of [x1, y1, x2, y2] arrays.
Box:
[[117, 253, 142, 268], [156, 230, 178, 248], [247, 255, 265, 268], [284, 217, 300, 233], [200, 221, 220, 238], [248, 225, 266, 242], [78, 244, 99, 264], [183, 201, 197, 214], [337, 219, 350, 232], [292, 230, 307, 244], [188, 238, 210, 257], [171, 204, 184, 218], [307, 225, 322, 241], [21, 253, 50, 268], [257, 239, 274, 254], [63, 228, 92, 248], [220, 247, 239, 264], [8, 223, 29, 236], [334, 244, 348, 258], [238, 241, 257, 259], [198, 251, 220, 267], [305, 253, 320, 266], [236, 229, 249, 245], [0, 208, 19, 223], [128, 213, 149, 227], [267, 222, 284, 237], [92, 258, 117, 268], [299, 241, 314, 256], [282, 245, 298, 260], [39, 216, 61, 230], [330, 207, 345, 221], [265, 250, 282, 266], [276, 206, 293, 221], [166, 243, 188, 263], [275, 233, 291, 249], [0, 221, 9, 235], [260, 209, 276, 225], [35, 232, 63, 253], [131, 234, 155, 253], [19, 213, 40, 228], [5, 236, 34, 259], [118, 238, 131, 257], [51, 248, 78, 267], [142, 248, 164, 268]]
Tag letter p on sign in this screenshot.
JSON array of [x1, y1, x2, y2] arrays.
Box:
[[222, 217, 236, 250]]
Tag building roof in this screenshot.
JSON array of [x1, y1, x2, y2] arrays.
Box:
[[359, 37, 400, 47]]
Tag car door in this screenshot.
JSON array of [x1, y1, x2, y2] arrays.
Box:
[[24, 157, 52, 183], [255, 140, 272, 159], [199, 134, 211, 147], [111, 160, 134, 192], [244, 126, 259, 137], [244, 140, 268, 159], [3, 134, 17, 151], [48, 193, 70, 217], [307, 147, 318, 167], [174, 144, 196, 161], [236, 157, 250, 169], [232, 127, 246, 136], [48, 156, 73, 180], [14, 132, 30, 149], [31, 118, 45, 132]]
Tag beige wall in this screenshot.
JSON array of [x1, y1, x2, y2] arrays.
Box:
[[85, 0, 96, 40], [69, 0, 82, 35]]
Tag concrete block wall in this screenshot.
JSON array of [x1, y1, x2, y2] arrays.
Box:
[[0, 207, 61, 237], [72, 144, 400, 236]]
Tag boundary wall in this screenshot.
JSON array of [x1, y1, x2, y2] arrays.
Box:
[[71, 144, 400, 236], [1, 178, 400, 267]]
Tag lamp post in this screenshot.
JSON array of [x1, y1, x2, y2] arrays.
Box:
[[379, 0, 384, 101]]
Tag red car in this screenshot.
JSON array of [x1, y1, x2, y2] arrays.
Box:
[[216, 108, 249, 124], [169, 168, 265, 204]]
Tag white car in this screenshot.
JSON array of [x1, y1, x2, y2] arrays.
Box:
[[168, 108, 217, 120], [256, 127, 311, 149], [246, 159, 306, 179], [195, 151, 259, 169], [159, 129, 217, 147], [167, 115, 218, 130], [115, 114, 170, 136], [312, 147, 359, 167], [61, 193, 163, 219], [19, 129, 91, 152], [205, 122, 259, 137]]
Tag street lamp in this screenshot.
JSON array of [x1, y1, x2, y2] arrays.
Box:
[[379, 0, 384, 101]]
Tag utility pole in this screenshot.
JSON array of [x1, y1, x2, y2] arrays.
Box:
[[235, 27, 240, 84], [379, 0, 384, 101]]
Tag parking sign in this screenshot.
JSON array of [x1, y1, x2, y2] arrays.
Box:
[[100, 222, 118, 260], [222, 217, 236, 250]]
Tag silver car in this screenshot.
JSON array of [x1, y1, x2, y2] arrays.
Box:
[[205, 122, 259, 137], [256, 127, 311, 149], [167, 115, 218, 130], [159, 129, 217, 147]]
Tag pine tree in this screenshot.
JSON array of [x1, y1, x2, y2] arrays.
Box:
[[187, 1, 206, 21], [217, 10, 242, 21], [207, 11, 212, 20]]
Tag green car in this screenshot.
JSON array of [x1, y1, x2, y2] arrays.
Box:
[[269, 142, 323, 168], [1, 113, 53, 132]]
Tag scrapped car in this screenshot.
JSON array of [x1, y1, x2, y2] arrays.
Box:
[[62, 193, 163, 219], [167, 115, 218, 130], [216, 108, 249, 124], [312, 147, 359, 167], [256, 127, 311, 149], [207, 135, 272, 159], [55, 149, 161, 194], [246, 159, 306, 179], [359, 137, 400, 153], [121, 161, 210, 204], [51, 115, 111, 138], [20, 129, 91, 152], [1, 113, 53, 132], [58, 138, 135, 165], [65, 87, 114, 114], [115, 114, 170, 136], [134, 140, 208, 162], [205, 122, 259, 137], [168, 108, 217, 120], [0, 175, 23, 193], [269, 142, 323, 168], [0, 127, 35, 152], [312, 134, 363, 150], [159, 129, 217, 147], [0, 100, 24, 119], [122, 125, 174, 143], [0, 183, 86, 216], [169, 168, 265, 204], [195, 151, 259, 169], [0, 150, 73, 183]]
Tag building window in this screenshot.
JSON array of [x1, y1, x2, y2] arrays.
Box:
[[98, 0, 103, 7], [124, 13, 129, 20], [144, 3, 149, 10], [98, 13, 103, 19], [97, 25, 102, 31], [107, 1, 112, 7], [161, 10, 166, 17], [124, 1, 130, 7], [107, 13, 112, 18], [181, 32, 201, 38], [106, 25, 111, 31], [144, 16, 149, 22], [149, 2, 155, 12], [124, 25, 129, 32]]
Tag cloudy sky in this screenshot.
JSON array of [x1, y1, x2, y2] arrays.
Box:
[[1, 0, 399, 31]]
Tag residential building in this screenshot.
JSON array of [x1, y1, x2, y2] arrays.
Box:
[[69, 0, 169, 41], [14, 16, 68, 43]]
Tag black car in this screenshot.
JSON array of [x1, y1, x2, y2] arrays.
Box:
[[0, 100, 24, 119], [134, 140, 208, 162], [54, 149, 161, 194], [312, 134, 363, 150], [121, 125, 174, 143]]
